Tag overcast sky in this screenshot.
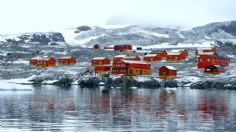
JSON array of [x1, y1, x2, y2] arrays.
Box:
[[0, 0, 236, 34]]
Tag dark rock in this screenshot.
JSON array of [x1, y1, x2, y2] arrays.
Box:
[[163, 80, 178, 88]]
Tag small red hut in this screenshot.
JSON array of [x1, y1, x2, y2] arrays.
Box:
[[114, 44, 132, 51], [36, 57, 56, 67], [58, 56, 76, 65], [143, 54, 162, 62], [91, 57, 110, 66], [197, 55, 230, 68], [204, 65, 225, 74], [159, 66, 177, 80]]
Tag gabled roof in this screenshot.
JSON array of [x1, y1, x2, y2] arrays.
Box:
[[92, 57, 108, 60], [123, 56, 139, 59], [113, 55, 127, 58], [122, 60, 149, 65], [30, 56, 43, 60], [144, 54, 159, 57], [163, 66, 176, 70], [167, 52, 181, 55], [59, 56, 75, 59]]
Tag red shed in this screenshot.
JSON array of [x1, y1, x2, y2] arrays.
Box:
[[91, 57, 110, 66], [122, 56, 141, 61], [143, 54, 162, 62], [112, 60, 151, 76], [59, 56, 76, 65], [204, 65, 225, 74], [36, 57, 56, 67], [114, 44, 132, 51], [197, 55, 230, 68], [195, 47, 217, 56], [159, 66, 177, 80], [94, 66, 111, 74]]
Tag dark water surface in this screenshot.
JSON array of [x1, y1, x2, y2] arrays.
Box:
[[1, 85, 236, 132]]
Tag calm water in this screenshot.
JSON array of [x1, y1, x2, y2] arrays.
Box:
[[1, 85, 236, 132]]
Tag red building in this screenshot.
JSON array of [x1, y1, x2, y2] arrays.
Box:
[[36, 57, 56, 67], [123, 56, 141, 61], [91, 57, 110, 66], [197, 55, 230, 68], [143, 54, 162, 62], [113, 55, 127, 61], [29, 56, 42, 66], [114, 44, 132, 51], [58, 56, 76, 65], [94, 66, 111, 74], [204, 65, 225, 74], [159, 66, 177, 80], [112, 60, 151, 76], [195, 47, 217, 56], [166, 49, 188, 61], [150, 50, 167, 59]]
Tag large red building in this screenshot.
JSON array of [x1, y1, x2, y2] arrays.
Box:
[[94, 66, 111, 74], [114, 44, 132, 51], [112, 60, 151, 76], [143, 54, 162, 62], [91, 57, 110, 66], [159, 66, 177, 80], [197, 55, 230, 68], [58, 56, 76, 65]]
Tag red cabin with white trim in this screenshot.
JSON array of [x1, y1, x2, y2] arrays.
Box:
[[122, 56, 141, 61], [58, 56, 76, 65], [143, 54, 162, 62], [113, 55, 127, 61], [159, 66, 177, 80], [166, 49, 188, 61], [197, 55, 230, 68], [150, 50, 167, 59], [91, 57, 110, 66], [36, 57, 56, 67]]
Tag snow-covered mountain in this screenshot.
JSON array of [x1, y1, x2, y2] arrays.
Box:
[[60, 21, 236, 47], [1, 21, 236, 48], [0, 32, 66, 45]]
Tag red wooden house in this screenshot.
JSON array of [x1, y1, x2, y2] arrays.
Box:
[[94, 66, 111, 74], [195, 47, 217, 56], [114, 44, 132, 51], [29, 56, 42, 66], [113, 55, 127, 61], [36, 57, 56, 67], [58, 56, 76, 65], [143, 54, 162, 62], [204, 65, 225, 74], [91, 57, 110, 66], [159, 66, 177, 80], [122, 56, 141, 61], [166, 49, 188, 61], [150, 50, 167, 59], [112, 60, 151, 76], [197, 55, 230, 68]]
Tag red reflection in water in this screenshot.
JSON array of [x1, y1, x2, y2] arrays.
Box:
[[197, 97, 228, 120]]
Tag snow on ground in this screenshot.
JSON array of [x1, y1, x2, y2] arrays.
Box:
[[141, 41, 214, 49], [133, 76, 153, 82], [13, 59, 29, 64], [177, 31, 185, 38]]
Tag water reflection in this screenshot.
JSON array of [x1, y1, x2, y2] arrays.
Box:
[[1, 86, 236, 131]]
